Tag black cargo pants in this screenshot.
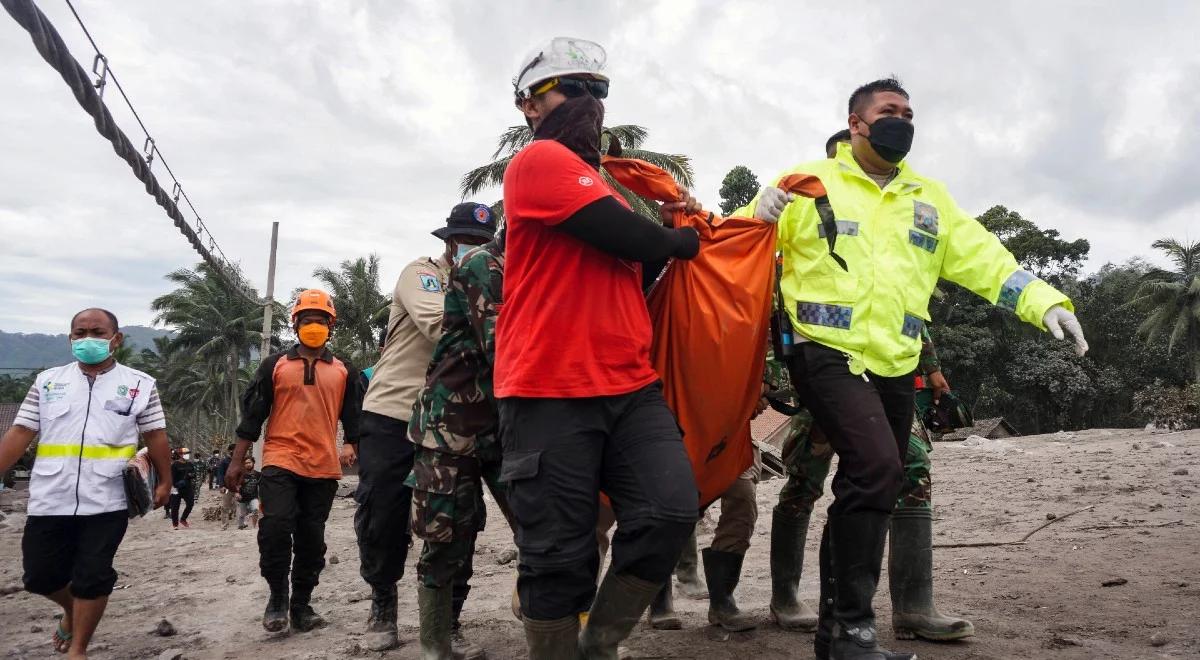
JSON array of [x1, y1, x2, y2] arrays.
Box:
[[499, 381, 698, 621], [353, 411, 415, 590], [354, 410, 474, 615], [258, 466, 337, 594]]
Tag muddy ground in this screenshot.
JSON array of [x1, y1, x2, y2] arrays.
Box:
[[2, 427, 1198, 659]]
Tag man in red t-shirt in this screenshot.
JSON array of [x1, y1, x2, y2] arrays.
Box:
[[497, 37, 704, 658]]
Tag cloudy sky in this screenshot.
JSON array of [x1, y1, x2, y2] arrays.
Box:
[[2, 0, 1197, 334]]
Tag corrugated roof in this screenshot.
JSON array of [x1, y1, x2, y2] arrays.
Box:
[[751, 409, 789, 441], [0, 403, 19, 432], [942, 417, 1017, 441]]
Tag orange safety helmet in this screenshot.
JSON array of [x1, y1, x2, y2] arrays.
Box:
[[292, 289, 337, 322]]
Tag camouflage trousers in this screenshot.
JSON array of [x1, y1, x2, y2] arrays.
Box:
[[776, 408, 933, 519], [407, 436, 515, 589]]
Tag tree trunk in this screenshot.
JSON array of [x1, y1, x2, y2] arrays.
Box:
[[227, 349, 240, 439]]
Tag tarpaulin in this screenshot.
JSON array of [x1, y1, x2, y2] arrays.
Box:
[[602, 158, 827, 508]]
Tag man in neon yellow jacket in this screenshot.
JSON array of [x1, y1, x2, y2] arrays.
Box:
[[745, 78, 1088, 660]]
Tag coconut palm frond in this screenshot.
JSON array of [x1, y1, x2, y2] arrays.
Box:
[[460, 156, 514, 198], [492, 125, 534, 159], [605, 125, 649, 150], [623, 149, 695, 189]]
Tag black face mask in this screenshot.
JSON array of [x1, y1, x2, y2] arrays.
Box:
[[533, 94, 605, 169], [860, 115, 915, 164]]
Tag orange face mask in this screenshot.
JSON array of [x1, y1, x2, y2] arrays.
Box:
[[298, 323, 329, 348]]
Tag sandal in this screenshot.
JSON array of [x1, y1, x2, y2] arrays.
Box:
[[53, 622, 72, 653]]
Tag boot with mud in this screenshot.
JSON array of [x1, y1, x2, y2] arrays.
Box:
[[418, 585, 455, 659], [451, 622, 486, 660], [262, 584, 289, 633], [648, 583, 682, 630], [578, 571, 661, 659], [827, 512, 914, 660], [524, 615, 580, 660], [674, 529, 708, 600], [450, 582, 486, 659], [289, 584, 327, 633], [702, 548, 757, 632], [365, 584, 399, 651], [770, 509, 819, 632], [889, 509, 974, 642]]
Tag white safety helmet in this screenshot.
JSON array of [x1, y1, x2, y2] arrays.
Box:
[[513, 37, 608, 101]]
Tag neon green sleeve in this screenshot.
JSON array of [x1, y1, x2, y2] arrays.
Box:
[[938, 194, 1071, 330]]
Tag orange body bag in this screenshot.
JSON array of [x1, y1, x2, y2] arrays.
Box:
[[603, 158, 827, 508]]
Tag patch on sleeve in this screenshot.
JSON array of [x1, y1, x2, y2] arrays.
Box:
[[418, 273, 442, 293]]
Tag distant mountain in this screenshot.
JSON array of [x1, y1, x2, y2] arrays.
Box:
[[0, 326, 174, 372]]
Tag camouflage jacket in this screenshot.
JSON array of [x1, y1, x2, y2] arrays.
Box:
[[408, 241, 504, 454]]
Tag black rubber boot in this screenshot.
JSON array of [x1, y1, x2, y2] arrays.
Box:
[[702, 548, 757, 632], [828, 512, 914, 660], [890, 509, 974, 641], [674, 529, 708, 600], [418, 585, 454, 659], [815, 523, 834, 660], [578, 571, 660, 659], [365, 584, 399, 651], [770, 509, 819, 632], [648, 583, 682, 630], [524, 615, 580, 660], [289, 585, 327, 632], [262, 584, 289, 633]]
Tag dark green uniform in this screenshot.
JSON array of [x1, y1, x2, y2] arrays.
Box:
[[407, 240, 513, 589], [771, 326, 941, 518]]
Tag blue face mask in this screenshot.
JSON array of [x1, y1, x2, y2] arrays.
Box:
[[72, 337, 113, 365], [454, 244, 473, 262]]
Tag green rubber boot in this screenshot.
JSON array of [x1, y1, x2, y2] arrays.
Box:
[[418, 585, 454, 659], [770, 509, 819, 632], [890, 509, 974, 641], [579, 571, 660, 659]]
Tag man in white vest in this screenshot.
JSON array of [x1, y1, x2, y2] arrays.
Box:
[[0, 308, 172, 659]]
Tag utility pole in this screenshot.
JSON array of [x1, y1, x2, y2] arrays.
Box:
[[260, 221, 279, 359], [255, 221, 278, 467]]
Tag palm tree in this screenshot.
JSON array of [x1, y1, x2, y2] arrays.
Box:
[[151, 263, 285, 437], [460, 124, 694, 219], [302, 255, 390, 366], [1130, 238, 1200, 381]]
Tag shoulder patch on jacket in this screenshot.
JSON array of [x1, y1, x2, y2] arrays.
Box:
[[418, 273, 442, 292]]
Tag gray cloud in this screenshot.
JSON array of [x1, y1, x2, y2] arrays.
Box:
[[2, 0, 1197, 334]]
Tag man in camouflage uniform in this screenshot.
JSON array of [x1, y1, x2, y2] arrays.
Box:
[[407, 222, 515, 659], [766, 327, 974, 642]]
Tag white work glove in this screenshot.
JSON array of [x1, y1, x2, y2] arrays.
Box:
[[1043, 305, 1089, 356], [753, 186, 794, 224]]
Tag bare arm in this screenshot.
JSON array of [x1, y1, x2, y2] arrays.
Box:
[[0, 425, 36, 474], [224, 439, 254, 490]]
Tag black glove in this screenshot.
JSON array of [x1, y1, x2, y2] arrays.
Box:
[[672, 227, 700, 260]]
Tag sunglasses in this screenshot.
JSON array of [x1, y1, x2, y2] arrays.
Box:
[[531, 76, 609, 100]]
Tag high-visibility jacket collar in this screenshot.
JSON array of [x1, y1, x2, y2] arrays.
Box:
[[833, 141, 924, 194]]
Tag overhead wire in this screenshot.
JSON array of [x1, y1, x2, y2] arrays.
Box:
[[2, 0, 264, 305]]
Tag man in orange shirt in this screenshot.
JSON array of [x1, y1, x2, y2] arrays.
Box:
[[226, 290, 363, 634]]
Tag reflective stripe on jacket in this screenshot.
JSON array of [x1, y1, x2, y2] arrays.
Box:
[[29, 362, 155, 516], [748, 143, 1071, 377]]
